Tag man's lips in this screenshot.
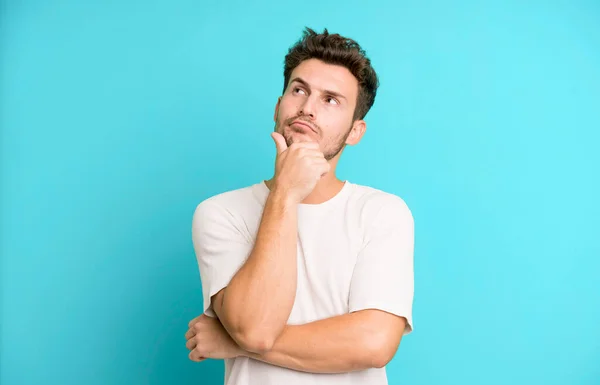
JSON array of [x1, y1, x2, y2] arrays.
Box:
[[291, 120, 317, 133]]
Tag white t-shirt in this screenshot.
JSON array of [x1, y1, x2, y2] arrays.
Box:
[[192, 180, 414, 385]]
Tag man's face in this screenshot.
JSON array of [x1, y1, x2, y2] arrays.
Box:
[[274, 58, 365, 160]]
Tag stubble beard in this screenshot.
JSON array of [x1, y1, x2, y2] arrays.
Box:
[[274, 119, 352, 161]]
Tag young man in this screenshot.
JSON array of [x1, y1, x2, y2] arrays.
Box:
[[185, 27, 415, 385]]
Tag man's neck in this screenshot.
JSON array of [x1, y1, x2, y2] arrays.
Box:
[[264, 173, 345, 205]]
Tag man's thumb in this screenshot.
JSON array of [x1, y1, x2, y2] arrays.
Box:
[[271, 132, 288, 154]]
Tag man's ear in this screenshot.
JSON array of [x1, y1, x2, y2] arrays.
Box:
[[274, 97, 282, 122], [345, 120, 367, 146]]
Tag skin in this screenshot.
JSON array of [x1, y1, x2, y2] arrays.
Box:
[[185, 58, 407, 372], [266, 58, 368, 204]]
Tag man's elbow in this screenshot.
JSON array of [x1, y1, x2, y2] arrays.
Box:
[[371, 349, 396, 369], [219, 312, 279, 354], [366, 332, 402, 369], [231, 329, 276, 354], [213, 290, 277, 354]]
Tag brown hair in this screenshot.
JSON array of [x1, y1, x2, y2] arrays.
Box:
[[283, 27, 379, 121]]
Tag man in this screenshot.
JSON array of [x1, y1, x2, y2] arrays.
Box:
[[185, 27, 415, 385]]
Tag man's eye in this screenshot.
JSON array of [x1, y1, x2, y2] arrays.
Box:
[[325, 97, 339, 105], [294, 87, 306, 95]]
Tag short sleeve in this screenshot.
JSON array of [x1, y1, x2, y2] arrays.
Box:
[[348, 196, 415, 335], [191, 199, 253, 317]]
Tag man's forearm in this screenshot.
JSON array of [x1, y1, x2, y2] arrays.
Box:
[[217, 189, 298, 352], [243, 310, 404, 374]]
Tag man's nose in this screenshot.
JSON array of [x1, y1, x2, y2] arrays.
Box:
[[299, 96, 317, 119]]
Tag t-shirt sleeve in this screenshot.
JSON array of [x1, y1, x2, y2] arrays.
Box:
[[348, 196, 415, 335], [191, 199, 253, 317]]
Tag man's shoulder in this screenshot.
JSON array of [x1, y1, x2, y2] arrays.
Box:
[[344, 182, 414, 232], [193, 182, 266, 219], [202, 183, 259, 204], [348, 182, 412, 217]]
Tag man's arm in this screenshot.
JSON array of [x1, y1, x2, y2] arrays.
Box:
[[205, 137, 329, 354], [223, 194, 413, 371], [211, 189, 298, 354], [237, 308, 406, 373]]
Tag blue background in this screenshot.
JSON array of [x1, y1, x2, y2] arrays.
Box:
[[2, 1, 599, 384]]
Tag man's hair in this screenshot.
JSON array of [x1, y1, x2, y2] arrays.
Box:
[[283, 27, 379, 121]]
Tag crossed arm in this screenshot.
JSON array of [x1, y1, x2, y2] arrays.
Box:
[[190, 190, 413, 373], [211, 289, 406, 373]]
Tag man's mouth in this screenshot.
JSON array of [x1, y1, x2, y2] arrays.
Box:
[[290, 120, 317, 133]]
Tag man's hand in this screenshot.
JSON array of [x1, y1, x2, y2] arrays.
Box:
[[271, 132, 330, 204], [185, 314, 244, 362]]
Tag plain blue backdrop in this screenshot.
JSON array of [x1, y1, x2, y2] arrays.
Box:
[[1, 1, 599, 384]]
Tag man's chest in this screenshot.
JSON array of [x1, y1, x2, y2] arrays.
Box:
[[287, 215, 364, 324]]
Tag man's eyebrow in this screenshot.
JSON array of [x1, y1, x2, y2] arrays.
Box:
[[289, 77, 347, 100]]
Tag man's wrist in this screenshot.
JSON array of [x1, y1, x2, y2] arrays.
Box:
[[234, 346, 249, 358], [268, 185, 298, 209]]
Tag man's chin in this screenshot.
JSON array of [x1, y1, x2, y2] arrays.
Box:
[[287, 132, 318, 145]]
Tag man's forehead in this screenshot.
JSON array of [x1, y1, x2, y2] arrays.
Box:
[[290, 60, 358, 96]]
